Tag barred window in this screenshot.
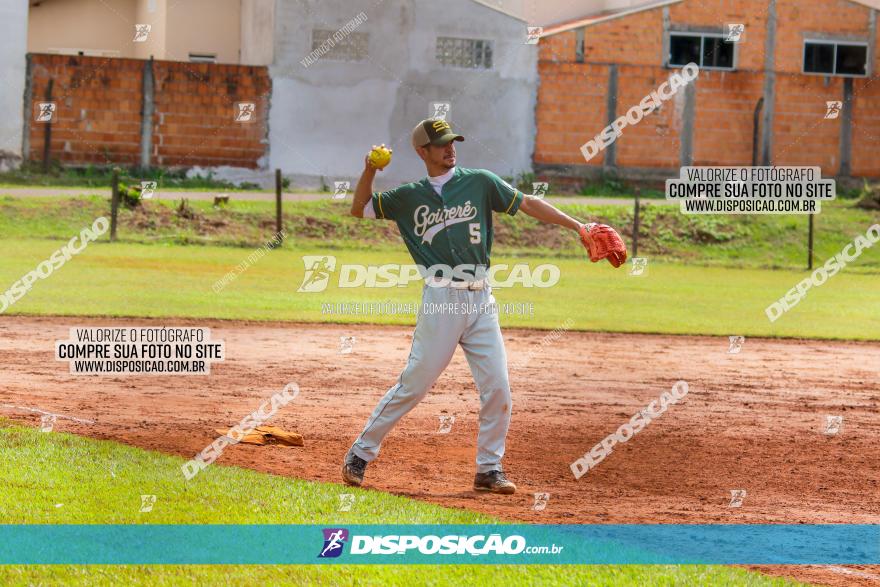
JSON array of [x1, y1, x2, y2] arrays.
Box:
[[436, 37, 493, 69], [311, 29, 369, 62]]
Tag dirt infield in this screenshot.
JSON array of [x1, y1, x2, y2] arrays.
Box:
[[2, 315, 878, 585]]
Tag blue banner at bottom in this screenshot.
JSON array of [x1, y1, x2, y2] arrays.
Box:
[[0, 525, 877, 565]]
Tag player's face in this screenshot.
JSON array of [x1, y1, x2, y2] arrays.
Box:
[[420, 142, 456, 170]]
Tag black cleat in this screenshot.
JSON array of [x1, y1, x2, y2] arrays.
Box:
[[473, 470, 516, 494], [342, 449, 368, 486]]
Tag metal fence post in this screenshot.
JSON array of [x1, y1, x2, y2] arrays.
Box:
[[42, 79, 54, 173], [275, 169, 283, 241], [632, 187, 641, 259], [807, 213, 814, 270], [110, 168, 120, 242]]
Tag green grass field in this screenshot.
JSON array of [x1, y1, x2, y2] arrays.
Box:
[[1, 193, 861, 585], [0, 422, 801, 586], [1, 195, 879, 270], [0, 194, 877, 339], [0, 238, 877, 339]]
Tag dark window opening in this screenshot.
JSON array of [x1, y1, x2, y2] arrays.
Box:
[[702, 37, 734, 69], [670, 35, 701, 67], [804, 41, 868, 76], [804, 43, 835, 74], [669, 33, 734, 70], [837, 44, 867, 76]]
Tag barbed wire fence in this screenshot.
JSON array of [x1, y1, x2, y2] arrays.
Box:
[[106, 167, 296, 245]]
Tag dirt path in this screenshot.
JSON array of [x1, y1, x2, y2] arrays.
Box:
[[1, 316, 877, 585]]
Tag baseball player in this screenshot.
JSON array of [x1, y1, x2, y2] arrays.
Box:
[[343, 118, 626, 494]]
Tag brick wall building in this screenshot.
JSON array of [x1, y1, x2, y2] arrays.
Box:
[[535, 0, 880, 187], [24, 54, 271, 169]]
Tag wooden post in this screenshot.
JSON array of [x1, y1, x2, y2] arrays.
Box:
[[42, 79, 54, 173], [110, 168, 120, 242], [807, 213, 814, 270], [632, 187, 641, 259], [275, 168, 283, 241]]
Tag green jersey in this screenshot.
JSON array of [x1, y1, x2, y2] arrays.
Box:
[[371, 167, 524, 278]]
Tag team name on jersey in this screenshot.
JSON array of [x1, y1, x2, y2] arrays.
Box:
[[414, 201, 478, 244]]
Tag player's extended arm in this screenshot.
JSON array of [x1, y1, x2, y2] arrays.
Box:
[[520, 194, 627, 267], [518, 195, 582, 232], [350, 147, 381, 218]]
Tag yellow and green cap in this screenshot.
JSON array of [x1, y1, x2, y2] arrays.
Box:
[[411, 118, 465, 149]]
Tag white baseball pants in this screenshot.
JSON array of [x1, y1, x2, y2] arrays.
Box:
[[351, 283, 512, 473]]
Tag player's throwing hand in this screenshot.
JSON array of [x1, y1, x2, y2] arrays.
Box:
[[365, 144, 392, 171]]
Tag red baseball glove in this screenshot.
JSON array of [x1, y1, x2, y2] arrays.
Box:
[[578, 223, 627, 268]]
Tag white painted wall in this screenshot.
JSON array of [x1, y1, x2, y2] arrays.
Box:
[[0, 1, 29, 169], [241, 0, 275, 65], [269, 0, 538, 190]]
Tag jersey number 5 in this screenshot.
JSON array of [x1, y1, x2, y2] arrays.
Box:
[[469, 223, 481, 244]]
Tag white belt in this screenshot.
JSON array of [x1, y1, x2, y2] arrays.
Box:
[[427, 277, 488, 290]]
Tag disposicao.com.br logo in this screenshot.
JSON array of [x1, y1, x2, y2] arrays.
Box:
[[297, 256, 560, 292], [317, 528, 563, 558]]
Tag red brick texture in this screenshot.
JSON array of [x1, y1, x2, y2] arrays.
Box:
[[535, 0, 880, 180], [27, 54, 271, 169]]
